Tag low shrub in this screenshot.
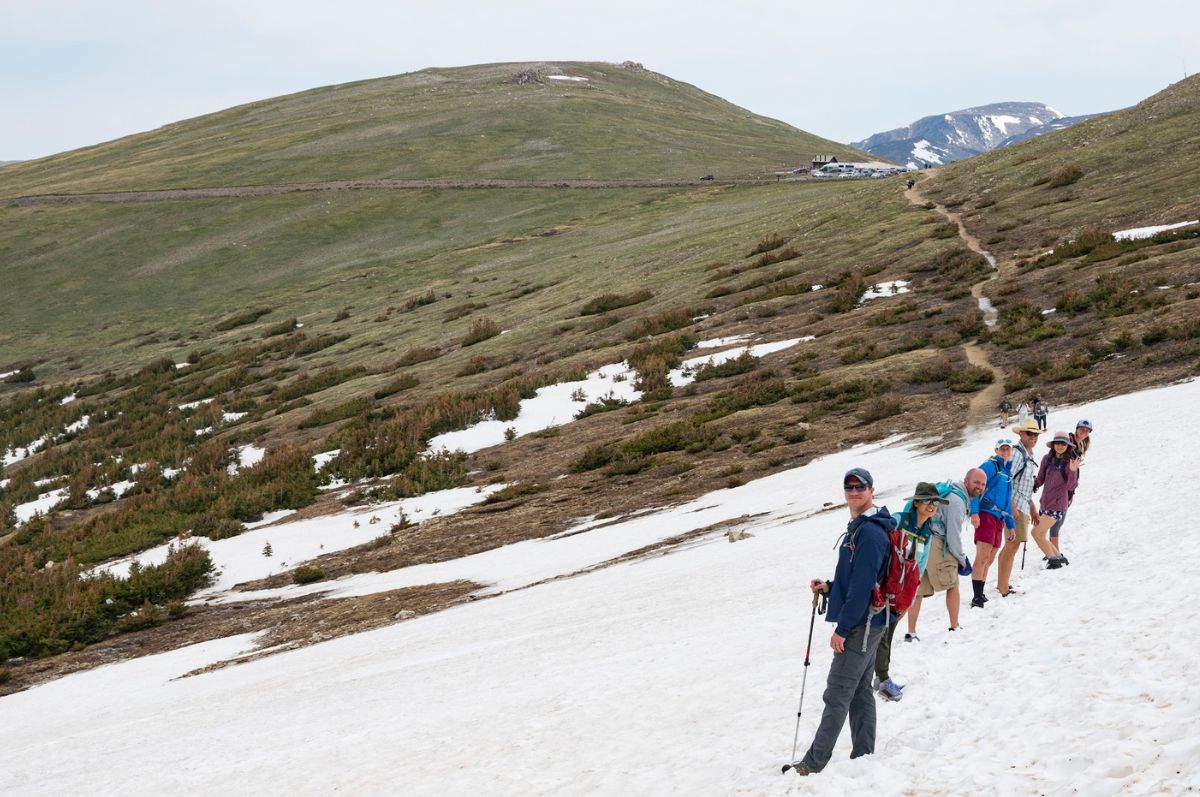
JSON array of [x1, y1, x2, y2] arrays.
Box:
[[214, 307, 272, 331], [579, 290, 653, 316], [292, 566, 325, 585], [690, 352, 760, 381], [747, 234, 789, 257], [397, 347, 441, 367], [945, 365, 994, 393], [373, 374, 419, 400], [1047, 164, 1084, 188], [462, 318, 501, 347], [859, 394, 903, 423]]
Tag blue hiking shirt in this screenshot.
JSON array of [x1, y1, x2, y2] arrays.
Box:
[[971, 455, 1015, 529], [826, 506, 895, 638]]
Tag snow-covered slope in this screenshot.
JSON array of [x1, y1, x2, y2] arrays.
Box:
[[853, 102, 1075, 167], [995, 111, 1110, 148], [3, 379, 1199, 796]]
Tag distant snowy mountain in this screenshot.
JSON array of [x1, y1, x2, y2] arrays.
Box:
[[995, 112, 1109, 148], [852, 102, 1087, 167]]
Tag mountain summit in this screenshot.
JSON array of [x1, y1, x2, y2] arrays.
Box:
[[853, 102, 1070, 166], [0, 61, 866, 195]]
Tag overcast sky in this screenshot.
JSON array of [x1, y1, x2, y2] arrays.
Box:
[[3, 0, 1198, 162]]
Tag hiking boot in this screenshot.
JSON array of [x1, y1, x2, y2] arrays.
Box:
[[787, 761, 816, 776], [1047, 556, 1064, 570], [970, 596, 986, 608], [877, 678, 903, 701], [904, 632, 919, 643]]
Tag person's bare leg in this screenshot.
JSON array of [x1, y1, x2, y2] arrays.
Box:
[[946, 586, 960, 629], [974, 542, 996, 582], [997, 535, 1020, 593], [907, 594, 923, 634], [1029, 516, 1059, 558]]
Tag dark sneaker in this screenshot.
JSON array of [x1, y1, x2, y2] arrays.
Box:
[[970, 596, 986, 608], [948, 626, 960, 632], [1047, 556, 1064, 570], [904, 633, 919, 643], [787, 761, 816, 776], [1059, 555, 1070, 565], [1000, 587, 1021, 597]]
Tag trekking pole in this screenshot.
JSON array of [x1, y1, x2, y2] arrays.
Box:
[[783, 592, 822, 774], [1021, 541, 1027, 571]]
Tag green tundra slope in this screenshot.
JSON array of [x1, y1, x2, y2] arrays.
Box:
[[0, 61, 866, 195], [2, 68, 1198, 687]]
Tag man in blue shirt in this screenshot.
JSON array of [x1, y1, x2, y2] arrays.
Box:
[[791, 467, 895, 776]]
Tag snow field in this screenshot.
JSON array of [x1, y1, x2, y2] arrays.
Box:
[[3, 380, 1200, 795], [94, 484, 506, 594]]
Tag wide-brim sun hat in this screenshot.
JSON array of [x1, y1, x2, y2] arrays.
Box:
[[904, 481, 949, 504], [1011, 419, 1043, 435], [1048, 431, 1074, 447]]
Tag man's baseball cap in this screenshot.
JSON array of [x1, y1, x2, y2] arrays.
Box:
[[843, 467, 873, 487]]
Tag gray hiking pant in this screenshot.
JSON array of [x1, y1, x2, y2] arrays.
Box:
[[801, 623, 885, 772]]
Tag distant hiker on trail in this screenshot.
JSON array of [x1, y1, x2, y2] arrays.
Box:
[[906, 469, 984, 640], [996, 421, 1042, 597], [1017, 400, 1030, 426], [873, 483, 944, 701], [906, 178, 915, 190], [969, 441, 1016, 608], [790, 468, 894, 776], [1033, 397, 1049, 431], [1032, 432, 1080, 568], [998, 397, 1013, 427]]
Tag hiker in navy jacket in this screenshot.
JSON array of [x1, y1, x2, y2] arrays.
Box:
[[968, 442, 1016, 607], [792, 467, 894, 777]]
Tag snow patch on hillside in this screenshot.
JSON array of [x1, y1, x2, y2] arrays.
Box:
[[1113, 220, 1198, 240], [93, 484, 505, 592], [427, 363, 641, 454]]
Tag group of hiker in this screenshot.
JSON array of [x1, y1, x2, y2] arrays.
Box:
[[786, 413, 1095, 776], [998, 394, 1049, 431]]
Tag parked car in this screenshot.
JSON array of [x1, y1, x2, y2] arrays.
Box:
[[699, 174, 715, 181]]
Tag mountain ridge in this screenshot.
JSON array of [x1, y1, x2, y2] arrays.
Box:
[[853, 101, 1086, 166], [0, 61, 868, 196]]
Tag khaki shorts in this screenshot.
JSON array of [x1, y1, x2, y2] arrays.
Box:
[[920, 538, 960, 597], [1013, 510, 1030, 543]]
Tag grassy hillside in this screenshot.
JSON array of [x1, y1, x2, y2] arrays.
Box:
[[3, 67, 1199, 687], [923, 74, 1200, 256], [917, 74, 1200, 403], [0, 61, 866, 196]]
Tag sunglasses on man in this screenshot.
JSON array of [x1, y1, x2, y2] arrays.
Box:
[[843, 482, 869, 492]]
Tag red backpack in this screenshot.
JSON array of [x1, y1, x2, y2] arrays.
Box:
[[870, 525, 922, 619]]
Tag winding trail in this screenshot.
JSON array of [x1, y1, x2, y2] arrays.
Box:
[[905, 174, 1007, 427]]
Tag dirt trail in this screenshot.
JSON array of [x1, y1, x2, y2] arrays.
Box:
[[905, 173, 1007, 428]]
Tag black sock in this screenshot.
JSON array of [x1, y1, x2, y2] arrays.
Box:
[[972, 579, 984, 600]]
